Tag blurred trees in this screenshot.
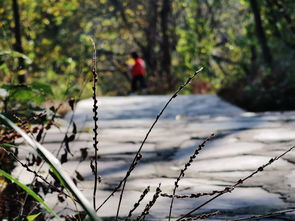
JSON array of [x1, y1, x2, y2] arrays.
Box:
[[0, 0, 295, 110], [217, 0, 295, 110], [1, 0, 83, 99]]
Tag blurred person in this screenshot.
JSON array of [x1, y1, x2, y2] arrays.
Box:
[[129, 52, 147, 94]]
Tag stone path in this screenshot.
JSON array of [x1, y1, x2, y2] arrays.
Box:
[[16, 95, 295, 220]]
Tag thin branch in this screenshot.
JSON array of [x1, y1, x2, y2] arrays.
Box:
[[96, 68, 203, 213], [136, 184, 162, 221], [176, 145, 295, 221], [162, 189, 224, 199], [114, 68, 204, 219], [181, 211, 219, 221], [1, 147, 73, 200], [228, 208, 295, 221], [168, 134, 214, 221], [125, 186, 150, 221]]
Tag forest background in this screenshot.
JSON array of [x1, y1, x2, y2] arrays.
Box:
[[1, 0, 295, 112]]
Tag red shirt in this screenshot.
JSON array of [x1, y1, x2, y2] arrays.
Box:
[[131, 58, 145, 76]]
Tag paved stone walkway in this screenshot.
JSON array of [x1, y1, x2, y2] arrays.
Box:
[[16, 95, 295, 220]]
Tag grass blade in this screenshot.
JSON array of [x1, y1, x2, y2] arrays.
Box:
[[0, 143, 18, 148], [0, 114, 101, 221], [0, 169, 60, 220], [27, 212, 42, 221]]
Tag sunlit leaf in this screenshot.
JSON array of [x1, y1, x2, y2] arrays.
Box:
[[27, 212, 41, 221]]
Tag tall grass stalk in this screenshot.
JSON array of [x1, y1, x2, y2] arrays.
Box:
[[114, 67, 204, 219], [168, 134, 214, 220], [229, 208, 295, 221], [0, 114, 101, 221], [1, 147, 72, 199], [176, 145, 295, 221], [89, 37, 100, 211]]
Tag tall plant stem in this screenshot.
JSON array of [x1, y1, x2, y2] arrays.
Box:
[[114, 67, 203, 220], [168, 134, 214, 220], [90, 37, 99, 210]]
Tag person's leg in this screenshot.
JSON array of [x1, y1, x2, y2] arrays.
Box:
[[139, 75, 147, 90], [131, 76, 137, 93]]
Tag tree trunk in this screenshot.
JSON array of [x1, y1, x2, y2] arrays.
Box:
[[160, 0, 173, 90], [143, 0, 158, 76], [12, 0, 25, 83], [249, 0, 273, 65]]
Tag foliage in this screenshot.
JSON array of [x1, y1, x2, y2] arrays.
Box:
[[0, 169, 60, 220], [0, 113, 101, 221], [27, 213, 42, 221], [1, 0, 295, 108], [1, 1, 295, 219], [216, 0, 295, 111]]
